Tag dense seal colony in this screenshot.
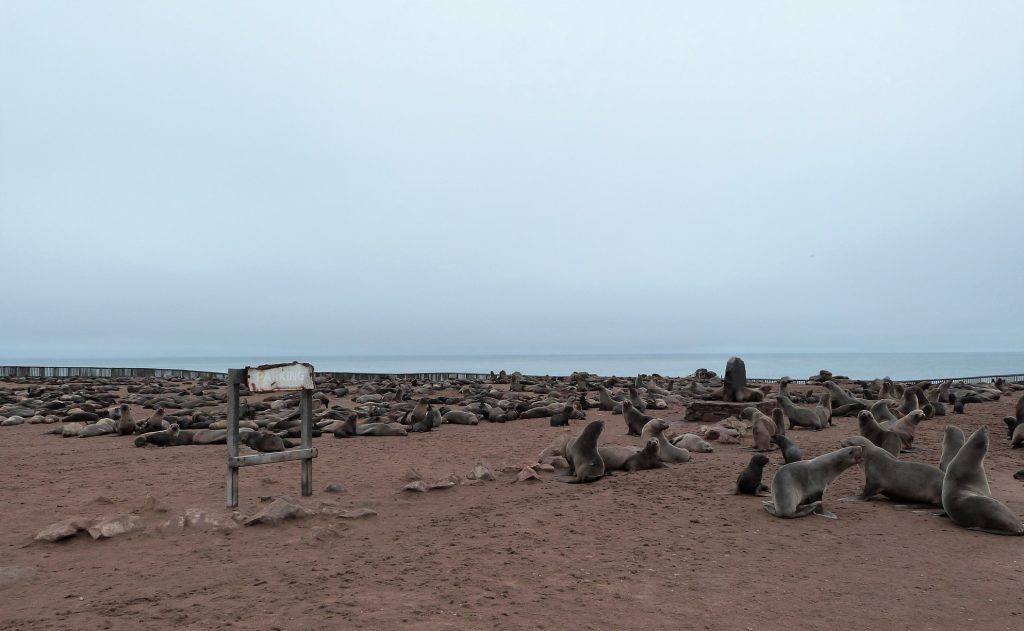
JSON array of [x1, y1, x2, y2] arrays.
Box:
[[2, 357, 1022, 536]]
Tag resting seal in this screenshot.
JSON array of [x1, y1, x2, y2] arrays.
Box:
[[942, 427, 1024, 535], [763, 445, 863, 519], [640, 419, 690, 463], [622, 439, 666, 472], [599, 445, 641, 471], [559, 420, 606, 483], [776, 395, 825, 430], [839, 436, 942, 506], [735, 454, 770, 496]]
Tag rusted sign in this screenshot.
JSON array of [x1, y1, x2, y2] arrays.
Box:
[[245, 361, 314, 392]]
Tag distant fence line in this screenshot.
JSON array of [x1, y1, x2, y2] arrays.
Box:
[[2, 365, 1023, 385]]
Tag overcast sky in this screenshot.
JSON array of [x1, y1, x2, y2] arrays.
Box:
[[1, 1, 1022, 358]]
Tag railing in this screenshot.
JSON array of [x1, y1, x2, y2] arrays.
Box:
[[0, 366, 226, 379], [1, 366, 1022, 385]]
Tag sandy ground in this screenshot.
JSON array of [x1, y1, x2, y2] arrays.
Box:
[[1, 380, 1023, 631]]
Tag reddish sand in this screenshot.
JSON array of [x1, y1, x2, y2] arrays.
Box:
[[1, 381, 1023, 630]]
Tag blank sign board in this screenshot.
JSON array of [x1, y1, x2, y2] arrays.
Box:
[[245, 362, 314, 392]]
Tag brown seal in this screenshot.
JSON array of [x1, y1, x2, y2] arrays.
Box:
[[942, 427, 1024, 535], [763, 446, 864, 519]]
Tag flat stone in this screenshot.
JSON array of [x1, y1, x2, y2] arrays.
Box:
[[34, 518, 93, 543], [337, 508, 377, 519], [684, 400, 775, 424], [243, 498, 313, 526], [87, 514, 142, 539]]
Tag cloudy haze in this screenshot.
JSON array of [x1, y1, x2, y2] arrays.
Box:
[[1, 1, 1022, 359]]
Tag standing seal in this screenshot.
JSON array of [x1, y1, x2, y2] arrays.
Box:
[[735, 454, 770, 496], [558, 420, 606, 484], [880, 410, 928, 450], [776, 395, 825, 430], [942, 427, 1024, 535], [857, 410, 901, 457], [763, 445, 864, 519], [115, 404, 135, 436], [839, 436, 943, 506], [771, 434, 802, 464], [621, 400, 653, 436], [939, 425, 965, 471]]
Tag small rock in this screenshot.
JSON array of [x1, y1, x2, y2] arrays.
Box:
[[322, 484, 345, 494], [1, 416, 25, 427], [338, 508, 377, 519], [140, 495, 169, 513], [243, 498, 313, 526], [403, 468, 423, 482], [467, 464, 495, 481], [516, 467, 541, 482], [533, 463, 555, 472], [91, 496, 114, 505], [34, 518, 92, 543], [402, 481, 429, 493], [428, 480, 456, 490], [182, 508, 239, 531], [87, 514, 142, 539]]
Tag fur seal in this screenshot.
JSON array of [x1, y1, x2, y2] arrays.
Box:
[[763, 445, 864, 519], [823, 381, 868, 416], [771, 408, 785, 437], [940, 425, 965, 471], [598, 386, 619, 411], [143, 408, 168, 433], [549, 404, 573, 427], [115, 404, 135, 436], [640, 419, 690, 463], [670, 433, 714, 453], [857, 410, 901, 457], [559, 420, 606, 483], [442, 410, 479, 425], [621, 400, 653, 436], [627, 386, 647, 411], [622, 439, 666, 472], [411, 405, 435, 433], [133, 424, 193, 447], [942, 427, 1024, 535], [751, 414, 775, 451], [880, 410, 927, 450], [869, 399, 899, 424], [357, 421, 408, 436], [243, 428, 286, 452], [735, 454, 770, 496], [771, 434, 802, 464], [598, 445, 641, 471], [838, 436, 943, 506], [776, 395, 825, 430], [1003, 416, 1019, 439]]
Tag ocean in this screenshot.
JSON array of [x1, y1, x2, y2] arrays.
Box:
[[3, 353, 1024, 381]]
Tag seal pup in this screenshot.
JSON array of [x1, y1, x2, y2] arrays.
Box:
[[549, 404, 573, 427], [332, 418, 357, 438], [857, 410, 901, 457], [942, 427, 1024, 535], [670, 433, 714, 453], [939, 425, 965, 471], [243, 429, 286, 453], [640, 419, 690, 463], [763, 445, 864, 519], [1012, 420, 1024, 449], [599, 445, 641, 471], [771, 434, 802, 464], [621, 400, 653, 436], [622, 439, 666, 472], [115, 404, 135, 436], [735, 454, 770, 496], [838, 436, 943, 507], [558, 420, 606, 484]]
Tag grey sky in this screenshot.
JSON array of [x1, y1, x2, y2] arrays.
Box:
[[1, 1, 1022, 358]]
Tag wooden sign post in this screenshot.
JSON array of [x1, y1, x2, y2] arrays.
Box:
[[226, 361, 317, 508]]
